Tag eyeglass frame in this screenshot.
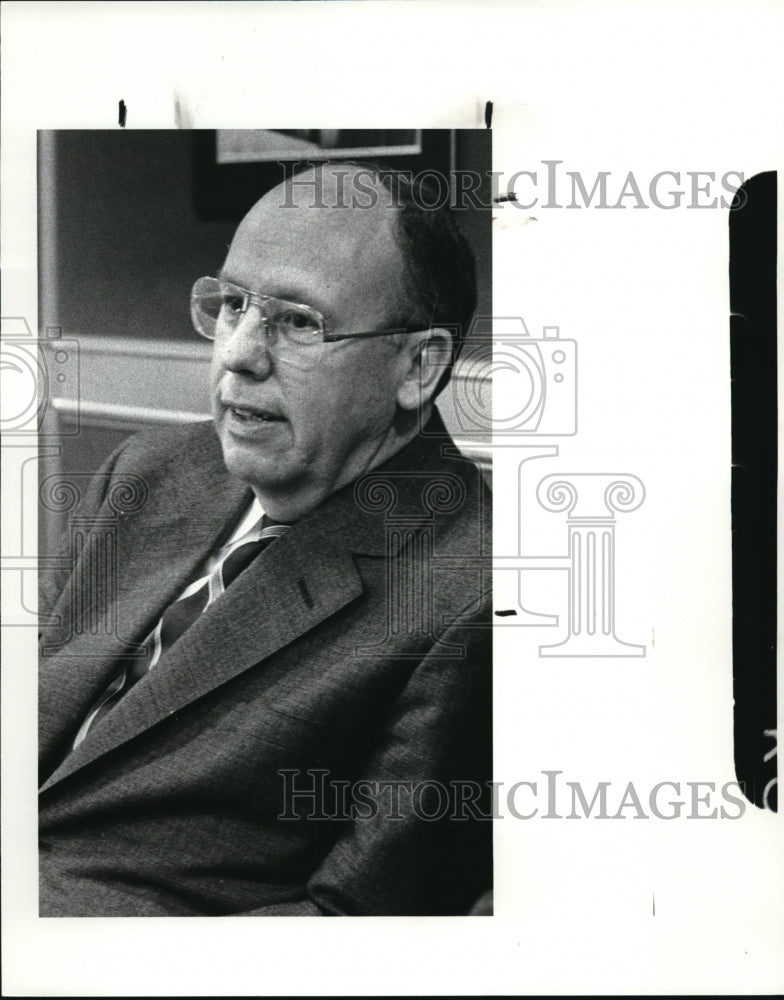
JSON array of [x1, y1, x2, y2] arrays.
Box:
[[190, 275, 430, 345]]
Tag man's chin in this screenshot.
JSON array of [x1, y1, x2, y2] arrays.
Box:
[[218, 433, 293, 492]]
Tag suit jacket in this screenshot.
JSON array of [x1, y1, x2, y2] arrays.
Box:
[[39, 411, 492, 916]]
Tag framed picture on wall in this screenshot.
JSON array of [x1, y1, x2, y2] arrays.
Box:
[[216, 128, 424, 162], [192, 128, 452, 220]]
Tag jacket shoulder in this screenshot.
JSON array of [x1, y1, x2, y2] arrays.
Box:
[[109, 420, 220, 474]]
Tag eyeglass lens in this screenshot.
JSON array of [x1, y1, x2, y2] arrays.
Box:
[[192, 279, 324, 353]]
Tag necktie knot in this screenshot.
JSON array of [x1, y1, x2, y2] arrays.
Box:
[[158, 515, 290, 655], [221, 515, 290, 586]]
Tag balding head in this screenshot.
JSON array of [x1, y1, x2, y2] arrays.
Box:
[[227, 164, 417, 338], [209, 162, 459, 520]]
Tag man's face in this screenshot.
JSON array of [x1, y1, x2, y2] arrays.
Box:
[[210, 168, 416, 516]]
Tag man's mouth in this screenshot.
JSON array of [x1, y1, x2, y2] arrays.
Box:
[[225, 404, 284, 424]]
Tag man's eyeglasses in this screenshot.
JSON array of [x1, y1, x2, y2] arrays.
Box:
[[190, 276, 427, 370]]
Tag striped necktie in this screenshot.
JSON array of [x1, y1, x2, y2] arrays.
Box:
[[72, 516, 289, 747], [157, 518, 288, 654]]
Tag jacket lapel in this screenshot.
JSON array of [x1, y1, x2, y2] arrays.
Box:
[[39, 425, 251, 775], [40, 412, 466, 792], [40, 522, 366, 792]]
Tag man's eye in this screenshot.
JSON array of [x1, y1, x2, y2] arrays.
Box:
[[273, 309, 321, 342], [283, 311, 311, 329], [221, 295, 245, 314]]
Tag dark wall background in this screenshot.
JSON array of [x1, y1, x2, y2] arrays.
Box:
[[42, 131, 236, 342], [41, 129, 492, 344]]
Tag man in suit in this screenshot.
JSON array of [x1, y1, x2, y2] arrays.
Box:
[[39, 163, 492, 916]]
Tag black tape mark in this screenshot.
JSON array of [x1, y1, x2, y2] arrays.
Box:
[[484, 101, 493, 129]]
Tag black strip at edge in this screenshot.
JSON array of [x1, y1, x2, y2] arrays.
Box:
[[729, 171, 778, 811]]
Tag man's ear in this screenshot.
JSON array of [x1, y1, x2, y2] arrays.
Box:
[[395, 327, 454, 412]]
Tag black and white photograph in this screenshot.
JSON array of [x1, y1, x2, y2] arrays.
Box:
[[36, 129, 494, 918], [2, 1, 783, 996]]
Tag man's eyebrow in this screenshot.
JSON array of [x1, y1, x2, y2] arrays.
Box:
[[216, 267, 332, 316]]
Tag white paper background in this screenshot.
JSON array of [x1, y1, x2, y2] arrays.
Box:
[[2, 1, 783, 994]]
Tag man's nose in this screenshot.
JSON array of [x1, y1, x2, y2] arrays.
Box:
[[217, 305, 274, 379]]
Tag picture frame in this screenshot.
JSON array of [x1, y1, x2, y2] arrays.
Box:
[[192, 128, 453, 220]]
